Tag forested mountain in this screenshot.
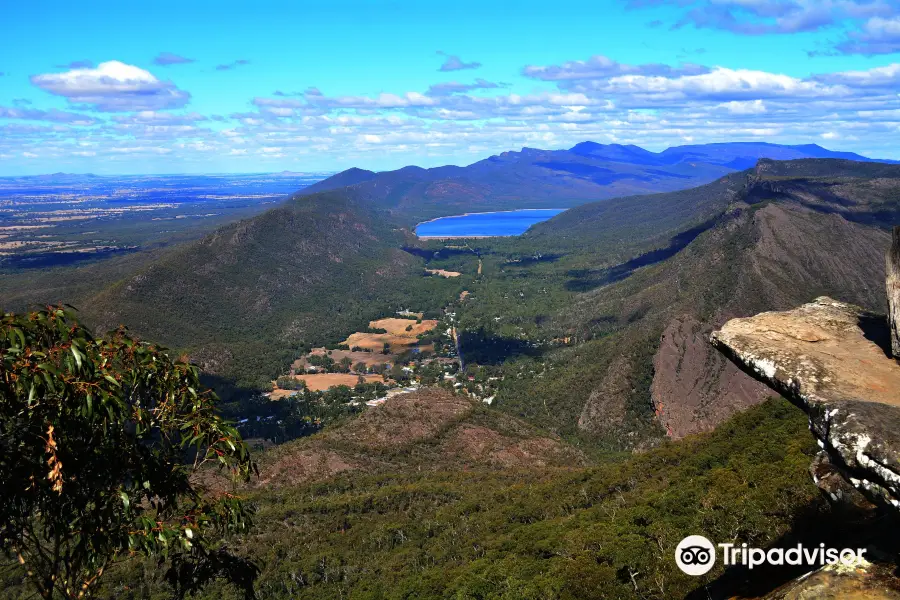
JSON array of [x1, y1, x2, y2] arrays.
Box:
[[304, 141, 895, 224], [9, 155, 896, 430], [79, 186, 463, 388], [457, 159, 898, 447]]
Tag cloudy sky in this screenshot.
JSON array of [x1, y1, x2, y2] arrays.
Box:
[[3, 0, 900, 174]]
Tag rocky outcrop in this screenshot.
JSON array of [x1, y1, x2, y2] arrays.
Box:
[[889, 226, 900, 358], [747, 558, 900, 599], [711, 297, 900, 510]]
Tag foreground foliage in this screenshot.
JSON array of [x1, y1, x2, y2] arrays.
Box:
[[0, 307, 257, 599]]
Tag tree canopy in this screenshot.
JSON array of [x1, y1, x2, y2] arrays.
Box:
[[0, 307, 257, 599]]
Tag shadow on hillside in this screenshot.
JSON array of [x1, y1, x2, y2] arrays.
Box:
[[402, 246, 478, 260], [564, 218, 718, 292], [858, 312, 893, 359], [0, 247, 138, 270], [459, 327, 541, 365], [201, 373, 260, 408], [748, 180, 900, 228], [686, 500, 900, 600], [505, 253, 563, 266]]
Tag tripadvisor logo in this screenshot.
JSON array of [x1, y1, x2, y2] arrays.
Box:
[[676, 535, 716, 576], [675, 535, 869, 576]]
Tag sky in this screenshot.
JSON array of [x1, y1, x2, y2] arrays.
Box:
[[3, 0, 900, 174]]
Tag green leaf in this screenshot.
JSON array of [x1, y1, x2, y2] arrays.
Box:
[[70, 346, 83, 369], [119, 491, 130, 511], [37, 362, 60, 376], [14, 327, 25, 349]]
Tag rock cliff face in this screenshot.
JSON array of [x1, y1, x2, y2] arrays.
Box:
[[711, 297, 900, 510], [889, 227, 900, 357], [652, 315, 772, 437]]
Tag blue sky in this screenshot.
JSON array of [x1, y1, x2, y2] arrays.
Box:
[[3, 0, 900, 174]]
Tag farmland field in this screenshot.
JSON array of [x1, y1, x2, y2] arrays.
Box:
[[0, 172, 325, 269], [343, 317, 439, 352], [271, 373, 385, 396]]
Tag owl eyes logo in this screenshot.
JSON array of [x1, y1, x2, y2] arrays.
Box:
[[675, 535, 716, 576], [680, 546, 712, 565]]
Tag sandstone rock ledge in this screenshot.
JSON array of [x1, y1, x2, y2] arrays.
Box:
[[711, 297, 900, 509], [749, 558, 900, 600]]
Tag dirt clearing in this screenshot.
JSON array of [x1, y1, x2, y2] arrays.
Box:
[[340, 317, 438, 352], [370, 317, 437, 336], [425, 268, 461, 277], [272, 373, 384, 395]]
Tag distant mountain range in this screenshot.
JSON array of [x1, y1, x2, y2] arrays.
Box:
[[306, 142, 899, 223]]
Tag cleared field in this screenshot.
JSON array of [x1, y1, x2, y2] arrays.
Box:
[[342, 317, 438, 352], [272, 373, 385, 396], [370, 317, 437, 336], [425, 268, 461, 278], [275, 317, 439, 396], [343, 332, 415, 352], [299, 373, 384, 391], [269, 388, 301, 400], [296, 348, 392, 369]]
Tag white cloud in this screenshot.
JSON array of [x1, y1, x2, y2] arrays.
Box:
[[814, 62, 900, 87], [523, 55, 710, 80], [719, 99, 767, 114], [596, 67, 844, 104], [837, 15, 900, 54], [30, 61, 190, 111]]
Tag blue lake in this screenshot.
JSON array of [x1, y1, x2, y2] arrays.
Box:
[[415, 209, 566, 238]]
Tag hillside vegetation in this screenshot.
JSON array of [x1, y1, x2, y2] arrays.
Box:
[[79, 187, 464, 388], [3, 153, 900, 598], [79, 395, 827, 600]]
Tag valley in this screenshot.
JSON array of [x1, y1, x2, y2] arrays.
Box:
[[232, 156, 898, 457]]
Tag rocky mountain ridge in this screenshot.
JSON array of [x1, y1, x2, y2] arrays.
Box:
[[304, 142, 896, 224]]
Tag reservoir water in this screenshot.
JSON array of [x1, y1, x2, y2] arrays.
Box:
[[415, 209, 565, 238]]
